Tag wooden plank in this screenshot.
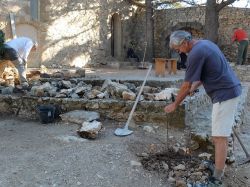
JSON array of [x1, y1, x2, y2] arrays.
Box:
[[9, 13, 17, 39]]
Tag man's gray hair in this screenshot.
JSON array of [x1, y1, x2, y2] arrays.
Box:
[[169, 30, 192, 48]]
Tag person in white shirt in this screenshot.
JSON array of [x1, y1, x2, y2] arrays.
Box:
[[2, 37, 38, 89]]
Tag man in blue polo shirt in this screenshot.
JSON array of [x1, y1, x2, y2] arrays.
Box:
[[164, 30, 241, 187]]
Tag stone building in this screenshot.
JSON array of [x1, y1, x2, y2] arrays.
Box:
[[0, 1, 249, 68], [0, 0, 138, 68]]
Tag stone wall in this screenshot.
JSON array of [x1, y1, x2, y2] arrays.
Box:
[[0, 95, 185, 128], [39, 0, 137, 68], [0, 0, 139, 68], [0, 79, 185, 127]]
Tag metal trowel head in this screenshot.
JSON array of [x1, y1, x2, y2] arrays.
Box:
[[114, 128, 133, 136]]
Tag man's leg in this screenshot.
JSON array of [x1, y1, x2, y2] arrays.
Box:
[[211, 97, 239, 182], [237, 42, 245, 65], [11, 59, 28, 86], [242, 40, 249, 65], [212, 136, 228, 180]]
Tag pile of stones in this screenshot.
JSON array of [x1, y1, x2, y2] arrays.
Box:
[[0, 77, 179, 102], [139, 147, 214, 187]]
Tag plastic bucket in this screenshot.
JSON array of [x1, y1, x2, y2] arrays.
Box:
[[36, 105, 56, 124]]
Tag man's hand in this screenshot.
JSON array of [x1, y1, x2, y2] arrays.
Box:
[[164, 103, 177, 113], [164, 81, 191, 113]]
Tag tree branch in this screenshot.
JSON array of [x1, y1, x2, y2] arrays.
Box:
[[126, 0, 198, 8], [216, 0, 236, 11]]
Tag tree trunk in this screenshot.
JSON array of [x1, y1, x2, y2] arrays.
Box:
[[204, 0, 236, 43], [204, 0, 219, 43], [145, 0, 154, 62]]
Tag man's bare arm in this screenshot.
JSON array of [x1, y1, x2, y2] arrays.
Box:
[[164, 81, 191, 113], [174, 81, 192, 106], [190, 81, 202, 93]]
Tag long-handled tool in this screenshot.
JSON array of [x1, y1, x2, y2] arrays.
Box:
[[232, 127, 250, 165], [138, 42, 148, 69], [114, 64, 152, 136], [165, 94, 176, 149]]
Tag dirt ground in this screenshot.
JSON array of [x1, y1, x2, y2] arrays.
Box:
[[0, 68, 250, 187], [0, 117, 185, 187], [224, 83, 250, 187]]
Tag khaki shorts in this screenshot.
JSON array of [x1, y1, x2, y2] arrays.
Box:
[[211, 96, 239, 137]]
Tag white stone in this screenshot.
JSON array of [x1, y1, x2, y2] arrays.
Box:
[[173, 164, 186, 170], [130, 160, 142, 167], [143, 125, 155, 133], [154, 88, 179, 101], [122, 91, 136, 100], [198, 152, 212, 160], [80, 120, 102, 132], [167, 177, 175, 183]]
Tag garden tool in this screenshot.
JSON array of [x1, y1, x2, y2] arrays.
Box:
[[165, 93, 176, 149], [114, 64, 152, 136], [233, 127, 250, 165], [138, 42, 148, 69]]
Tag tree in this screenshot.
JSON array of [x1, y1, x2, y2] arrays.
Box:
[[205, 0, 237, 43], [145, 0, 154, 62], [127, 0, 243, 55], [127, 0, 154, 62]]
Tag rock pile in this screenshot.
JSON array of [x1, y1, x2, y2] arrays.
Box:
[[2, 78, 179, 102], [139, 147, 214, 187]]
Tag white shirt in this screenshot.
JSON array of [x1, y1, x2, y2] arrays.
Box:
[[6, 37, 34, 61]]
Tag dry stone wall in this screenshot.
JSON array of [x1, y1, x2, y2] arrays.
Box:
[[0, 90, 185, 129]]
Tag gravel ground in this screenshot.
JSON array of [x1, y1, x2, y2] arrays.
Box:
[[0, 118, 173, 187]]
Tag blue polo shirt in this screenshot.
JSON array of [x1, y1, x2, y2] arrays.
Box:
[[185, 40, 241, 103]]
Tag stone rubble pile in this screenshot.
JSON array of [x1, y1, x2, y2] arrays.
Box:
[[0, 78, 180, 102], [0, 62, 19, 87], [139, 146, 214, 187]]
